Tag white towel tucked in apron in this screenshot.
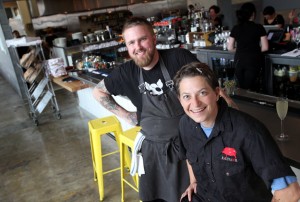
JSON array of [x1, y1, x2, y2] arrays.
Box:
[[130, 132, 145, 176]]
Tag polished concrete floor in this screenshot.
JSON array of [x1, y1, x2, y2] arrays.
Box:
[[0, 75, 139, 202]]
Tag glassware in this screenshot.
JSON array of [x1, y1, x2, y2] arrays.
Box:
[[276, 97, 289, 141], [291, 28, 300, 50]]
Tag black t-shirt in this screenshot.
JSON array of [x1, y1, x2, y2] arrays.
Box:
[[264, 14, 285, 27], [104, 48, 198, 120], [212, 14, 223, 27], [230, 21, 267, 57]]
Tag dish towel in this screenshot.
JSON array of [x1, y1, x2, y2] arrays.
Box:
[[130, 132, 145, 176]]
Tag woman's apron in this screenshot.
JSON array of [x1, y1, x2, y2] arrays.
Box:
[[138, 57, 189, 201]]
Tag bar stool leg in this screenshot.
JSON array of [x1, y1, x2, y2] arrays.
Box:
[[89, 130, 97, 181], [121, 141, 125, 202], [92, 131, 104, 201], [89, 116, 137, 201], [120, 127, 141, 202]]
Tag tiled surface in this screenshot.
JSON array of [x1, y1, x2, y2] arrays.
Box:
[[0, 75, 139, 202]]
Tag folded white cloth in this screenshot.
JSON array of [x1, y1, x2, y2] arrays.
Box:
[[130, 132, 145, 176]]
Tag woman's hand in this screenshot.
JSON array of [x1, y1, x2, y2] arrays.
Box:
[[288, 9, 296, 24], [272, 182, 300, 202], [180, 182, 197, 202]]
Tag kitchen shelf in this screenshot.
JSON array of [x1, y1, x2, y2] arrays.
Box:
[[9, 40, 61, 126]]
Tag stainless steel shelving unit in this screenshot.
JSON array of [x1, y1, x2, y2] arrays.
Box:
[[9, 39, 61, 126]]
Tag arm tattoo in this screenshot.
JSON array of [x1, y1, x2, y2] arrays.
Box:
[[99, 96, 119, 111], [95, 80, 137, 125], [95, 80, 109, 93], [127, 112, 138, 125], [95, 80, 118, 111]]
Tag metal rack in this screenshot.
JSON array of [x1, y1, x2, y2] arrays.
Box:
[[10, 39, 61, 126]]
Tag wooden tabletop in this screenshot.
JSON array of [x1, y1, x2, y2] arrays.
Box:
[[52, 75, 89, 92]]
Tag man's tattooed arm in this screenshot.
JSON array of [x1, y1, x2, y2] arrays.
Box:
[[92, 80, 137, 125]]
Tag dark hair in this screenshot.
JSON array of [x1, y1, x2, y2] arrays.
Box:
[[209, 5, 220, 14], [174, 62, 219, 95], [188, 4, 195, 10], [12, 30, 20, 38], [236, 2, 256, 24], [122, 16, 154, 35], [263, 6, 275, 16]]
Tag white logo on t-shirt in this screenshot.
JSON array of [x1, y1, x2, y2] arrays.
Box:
[[144, 79, 164, 95]]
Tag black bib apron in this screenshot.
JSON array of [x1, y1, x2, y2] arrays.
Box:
[[138, 57, 189, 202]]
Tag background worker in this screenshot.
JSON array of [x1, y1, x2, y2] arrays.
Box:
[[227, 2, 268, 91], [208, 5, 223, 28], [263, 6, 285, 28], [288, 9, 300, 27], [12, 30, 21, 38]]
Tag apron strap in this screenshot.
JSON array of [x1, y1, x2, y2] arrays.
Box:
[[159, 57, 174, 89], [138, 53, 173, 93], [138, 68, 145, 93]]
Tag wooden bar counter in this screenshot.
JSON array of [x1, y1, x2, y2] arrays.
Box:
[[52, 75, 89, 92], [232, 89, 300, 168]]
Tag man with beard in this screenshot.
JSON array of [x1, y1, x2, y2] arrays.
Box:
[[92, 16, 235, 202]]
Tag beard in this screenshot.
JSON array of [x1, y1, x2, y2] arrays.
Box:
[[131, 46, 155, 67]]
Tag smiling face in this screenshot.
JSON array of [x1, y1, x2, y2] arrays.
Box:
[[178, 75, 220, 127], [123, 24, 157, 69]]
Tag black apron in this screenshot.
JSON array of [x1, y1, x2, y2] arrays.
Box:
[[138, 57, 189, 202]]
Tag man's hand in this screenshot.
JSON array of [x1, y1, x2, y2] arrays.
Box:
[[272, 182, 300, 202], [219, 88, 239, 109]]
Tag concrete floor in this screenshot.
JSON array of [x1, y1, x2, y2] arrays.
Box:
[[0, 75, 139, 202]]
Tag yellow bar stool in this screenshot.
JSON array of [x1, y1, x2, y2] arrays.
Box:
[[88, 116, 124, 201], [119, 126, 142, 202]]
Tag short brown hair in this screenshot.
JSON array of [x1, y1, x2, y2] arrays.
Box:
[[174, 62, 219, 95], [122, 16, 154, 35]]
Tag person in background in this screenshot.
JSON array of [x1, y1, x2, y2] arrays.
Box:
[[44, 27, 57, 49], [92, 16, 235, 202], [43, 27, 58, 59], [12, 30, 21, 38], [208, 5, 223, 28], [12, 30, 30, 59], [288, 9, 300, 27], [227, 2, 268, 91], [173, 62, 300, 202], [263, 6, 285, 28], [188, 4, 195, 20]]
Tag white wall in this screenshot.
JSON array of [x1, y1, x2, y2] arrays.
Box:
[[186, 0, 217, 10], [32, 0, 187, 32]]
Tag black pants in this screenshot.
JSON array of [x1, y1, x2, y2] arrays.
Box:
[[234, 54, 264, 91]]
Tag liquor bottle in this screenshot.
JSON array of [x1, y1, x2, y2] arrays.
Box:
[[177, 27, 182, 43]]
